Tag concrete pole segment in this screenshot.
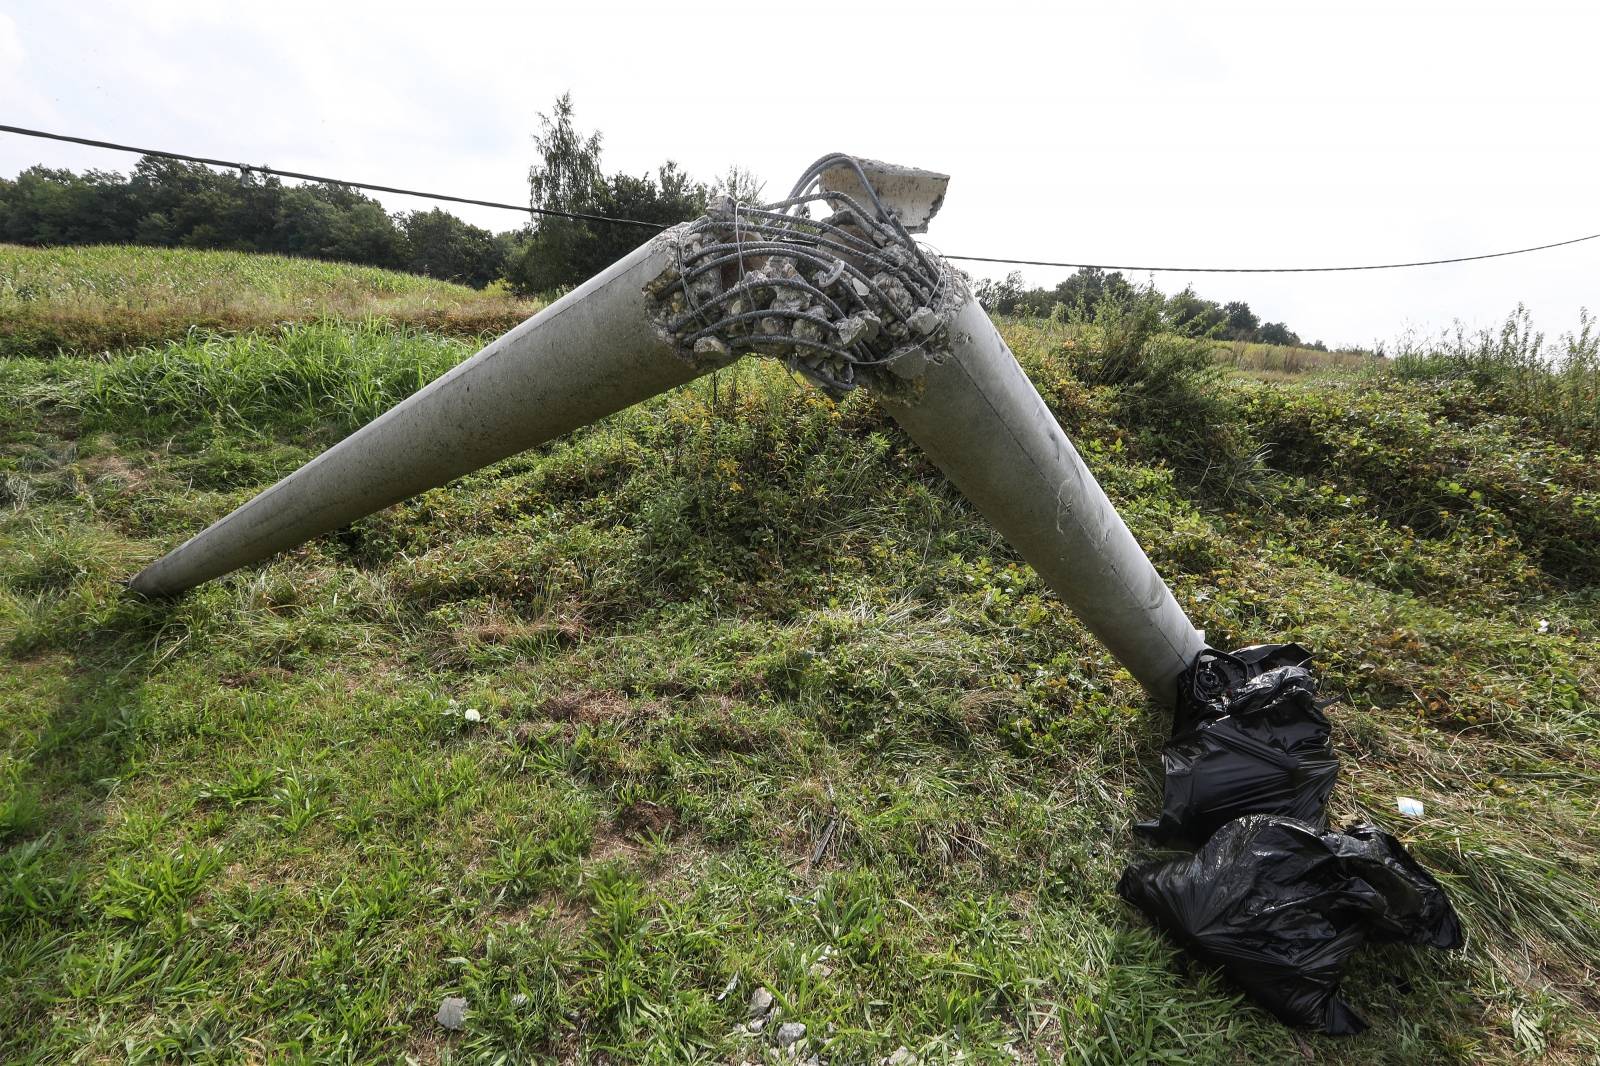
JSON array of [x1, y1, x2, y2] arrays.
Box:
[[128, 152, 1206, 699], [127, 236, 711, 597], [883, 297, 1206, 696]]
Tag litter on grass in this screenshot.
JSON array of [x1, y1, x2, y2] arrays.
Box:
[[1140, 644, 1339, 844], [1119, 814, 1463, 1035]]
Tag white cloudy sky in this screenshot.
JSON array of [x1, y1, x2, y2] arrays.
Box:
[[3, 0, 1595, 348]]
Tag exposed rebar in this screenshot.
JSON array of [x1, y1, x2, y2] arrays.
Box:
[[647, 164, 958, 395]]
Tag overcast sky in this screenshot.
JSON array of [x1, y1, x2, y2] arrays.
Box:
[[3, 0, 1595, 348]]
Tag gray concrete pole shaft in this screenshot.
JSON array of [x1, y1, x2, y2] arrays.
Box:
[[128, 237, 704, 597], [885, 297, 1205, 697]]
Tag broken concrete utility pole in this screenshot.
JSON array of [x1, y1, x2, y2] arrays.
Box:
[[128, 154, 1207, 698]]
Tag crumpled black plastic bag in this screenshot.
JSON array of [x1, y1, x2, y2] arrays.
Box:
[[1173, 643, 1317, 737], [1139, 644, 1338, 844], [1118, 814, 1464, 1035]]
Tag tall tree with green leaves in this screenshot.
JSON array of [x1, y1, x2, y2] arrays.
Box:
[[505, 94, 710, 295], [526, 93, 605, 219]]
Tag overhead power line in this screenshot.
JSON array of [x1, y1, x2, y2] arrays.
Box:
[[0, 123, 661, 230], [4, 122, 1597, 273], [939, 234, 1600, 274]]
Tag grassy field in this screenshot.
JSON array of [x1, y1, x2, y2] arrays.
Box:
[[983, 313, 1380, 382], [2, 250, 1598, 1063], [0, 244, 539, 357], [1217, 339, 1375, 377]]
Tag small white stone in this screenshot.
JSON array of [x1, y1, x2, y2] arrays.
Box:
[[773, 286, 810, 313], [908, 306, 941, 335], [747, 986, 774, 1020], [837, 312, 882, 347], [694, 336, 731, 359], [436, 996, 467, 1030], [774, 1021, 807, 1047], [463, 708, 482, 723], [883, 1047, 918, 1066]]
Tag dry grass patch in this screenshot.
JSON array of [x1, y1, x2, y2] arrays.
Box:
[[1, 243, 540, 356]]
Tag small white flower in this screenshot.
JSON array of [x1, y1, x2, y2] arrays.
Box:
[[463, 708, 482, 723], [1537, 619, 1550, 634]]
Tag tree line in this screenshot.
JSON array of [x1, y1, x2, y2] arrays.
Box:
[[0, 157, 515, 288], [974, 268, 1325, 349], [0, 96, 720, 295]]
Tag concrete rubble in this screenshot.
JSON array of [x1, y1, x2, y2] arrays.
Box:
[[646, 160, 961, 397]]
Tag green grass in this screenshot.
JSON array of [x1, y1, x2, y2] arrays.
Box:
[[1, 261, 1597, 1062], [1389, 306, 1600, 451], [0, 243, 539, 357]]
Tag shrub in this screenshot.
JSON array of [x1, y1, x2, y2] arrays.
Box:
[[1389, 306, 1600, 448], [1060, 287, 1224, 439]]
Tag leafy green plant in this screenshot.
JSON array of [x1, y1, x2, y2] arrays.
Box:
[[95, 844, 223, 931], [1390, 305, 1600, 448], [0, 835, 83, 922], [1055, 287, 1225, 450]]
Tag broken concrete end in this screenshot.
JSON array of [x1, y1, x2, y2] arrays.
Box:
[[645, 223, 967, 398], [817, 157, 949, 234]]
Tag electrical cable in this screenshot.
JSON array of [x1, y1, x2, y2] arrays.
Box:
[[4, 122, 1597, 272], [940, 233, 1600, 274]]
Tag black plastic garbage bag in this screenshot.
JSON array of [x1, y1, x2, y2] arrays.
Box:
[[1118, 814, 1464, 1035], [1139, 644, 1338, 844]]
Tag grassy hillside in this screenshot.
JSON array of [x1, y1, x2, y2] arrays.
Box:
[[0, 244, 539, 357], [987, 311, 1379, 384], [1218, 338, 1376, 376], [1, 254, 1597, 1063]]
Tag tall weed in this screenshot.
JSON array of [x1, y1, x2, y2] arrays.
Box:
[[75, 321, 471, 434], [1389, 306, 1600, 447], [1059, 289, 1224, 450]]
